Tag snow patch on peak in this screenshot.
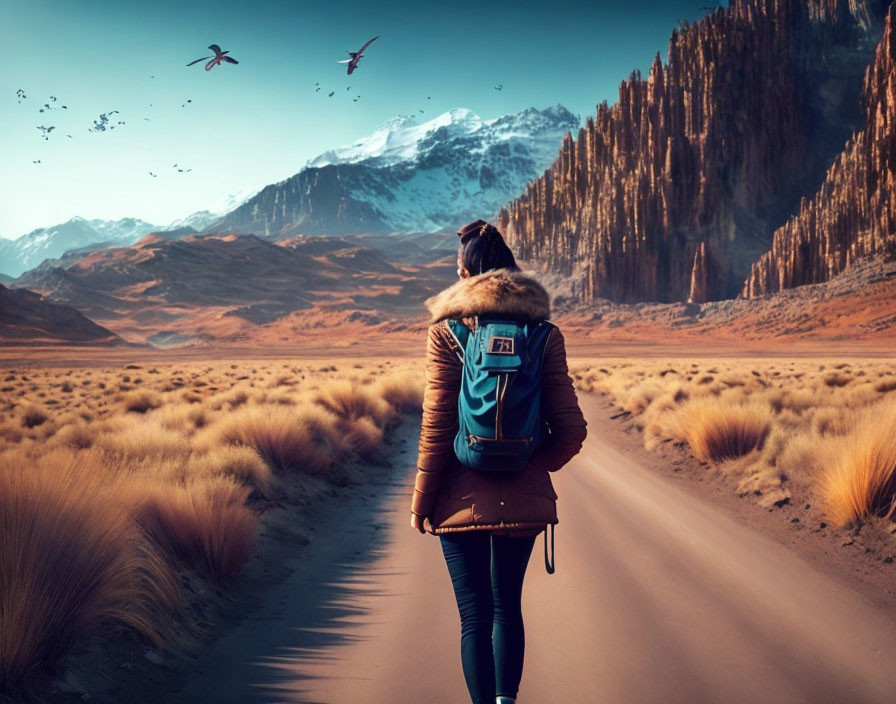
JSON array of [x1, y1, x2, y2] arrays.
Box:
[[166, 186, 260, 232], [307, 107, 491, 168]]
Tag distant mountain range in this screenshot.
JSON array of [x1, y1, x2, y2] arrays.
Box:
[[0, 217, 155, 278], [0, 188, 258, 278]]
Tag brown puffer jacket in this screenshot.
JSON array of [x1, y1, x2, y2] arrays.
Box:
[[410, 267, 588, 537]]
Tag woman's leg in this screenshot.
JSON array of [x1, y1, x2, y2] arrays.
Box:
[[439, 532, 496, 704], [491, 533, 537, 700]]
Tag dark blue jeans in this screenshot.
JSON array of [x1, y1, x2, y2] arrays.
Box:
[[439, 531, 537, 704]]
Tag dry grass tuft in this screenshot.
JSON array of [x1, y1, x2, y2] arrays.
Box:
[[122, 390, 162, 414], [134, 476, 258, 583], [312, 379, 397, 426], [822, 372, 852, 388], [820, 398, 896, 527], [21, 406, 47, 428], [340, 416, 385, 459], [187, 446, 274, 499], [370, 375, 424, 413], [0, 450, 179, 689], [52, 421, 95, 450], [675, 398, 771, 463], [213, 405, 338, 476], [875, 378, 896, 393]]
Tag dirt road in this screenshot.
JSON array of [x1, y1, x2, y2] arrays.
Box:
[[170, 394, 896, 704]]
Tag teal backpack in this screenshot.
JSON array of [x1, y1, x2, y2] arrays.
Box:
[[444, 315, 555, 472]]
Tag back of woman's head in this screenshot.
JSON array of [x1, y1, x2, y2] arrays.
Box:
[[456, 220, 519, 275]]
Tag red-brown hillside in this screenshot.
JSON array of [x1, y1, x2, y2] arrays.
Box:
[[12, 233, 457, 347], [0, 283, 125, 346]]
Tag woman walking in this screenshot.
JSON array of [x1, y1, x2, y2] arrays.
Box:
[[410, 219, 588, 704]]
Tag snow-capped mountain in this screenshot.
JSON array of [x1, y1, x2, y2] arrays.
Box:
[[165, 187, 260, 232], [0, 217, 157, 278], [210, 105, 580, 237], [84, 217, 156, 244]]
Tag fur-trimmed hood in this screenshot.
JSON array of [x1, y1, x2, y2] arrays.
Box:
[[425, 268, 551, 324]]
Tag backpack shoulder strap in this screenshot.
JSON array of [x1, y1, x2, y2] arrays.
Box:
[[443, 319, 470, 364], [528, 320, 556, 362]]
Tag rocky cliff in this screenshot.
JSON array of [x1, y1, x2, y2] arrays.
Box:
[[744, 3, 896, 297], [499, 0, 889, 303]]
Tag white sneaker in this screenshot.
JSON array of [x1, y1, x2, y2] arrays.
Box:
[[496, 697, 516, 704]]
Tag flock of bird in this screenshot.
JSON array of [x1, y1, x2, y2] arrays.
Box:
[[18, 36, 507, 174]]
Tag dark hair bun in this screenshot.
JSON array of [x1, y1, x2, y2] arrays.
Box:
[[457, 219, 488, 244], [456, 220, 519, 275]]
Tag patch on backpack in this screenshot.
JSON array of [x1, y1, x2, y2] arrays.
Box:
[[488, 336, 515, 355]]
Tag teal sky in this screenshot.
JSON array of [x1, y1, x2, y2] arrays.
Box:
[[0, 0, 724, 239]]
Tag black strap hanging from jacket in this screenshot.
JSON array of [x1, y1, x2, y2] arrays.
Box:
[[544, 523, 555, 574]]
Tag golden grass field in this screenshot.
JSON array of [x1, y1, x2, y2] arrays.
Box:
[[570, 358, 896, 528], [0, 359, 424, 692], [3, 352, 896, 696]]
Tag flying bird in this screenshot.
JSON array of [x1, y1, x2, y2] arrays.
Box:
[[89, 110, 119, 132], [494, 84, 503, 91], [32, 159, 41, 164], [16, 89, 26, 102], [187, 44, 239, 71], [337, 35, 378, 75], [328, 91, 335, 97], [149, 172, 157, 177]]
